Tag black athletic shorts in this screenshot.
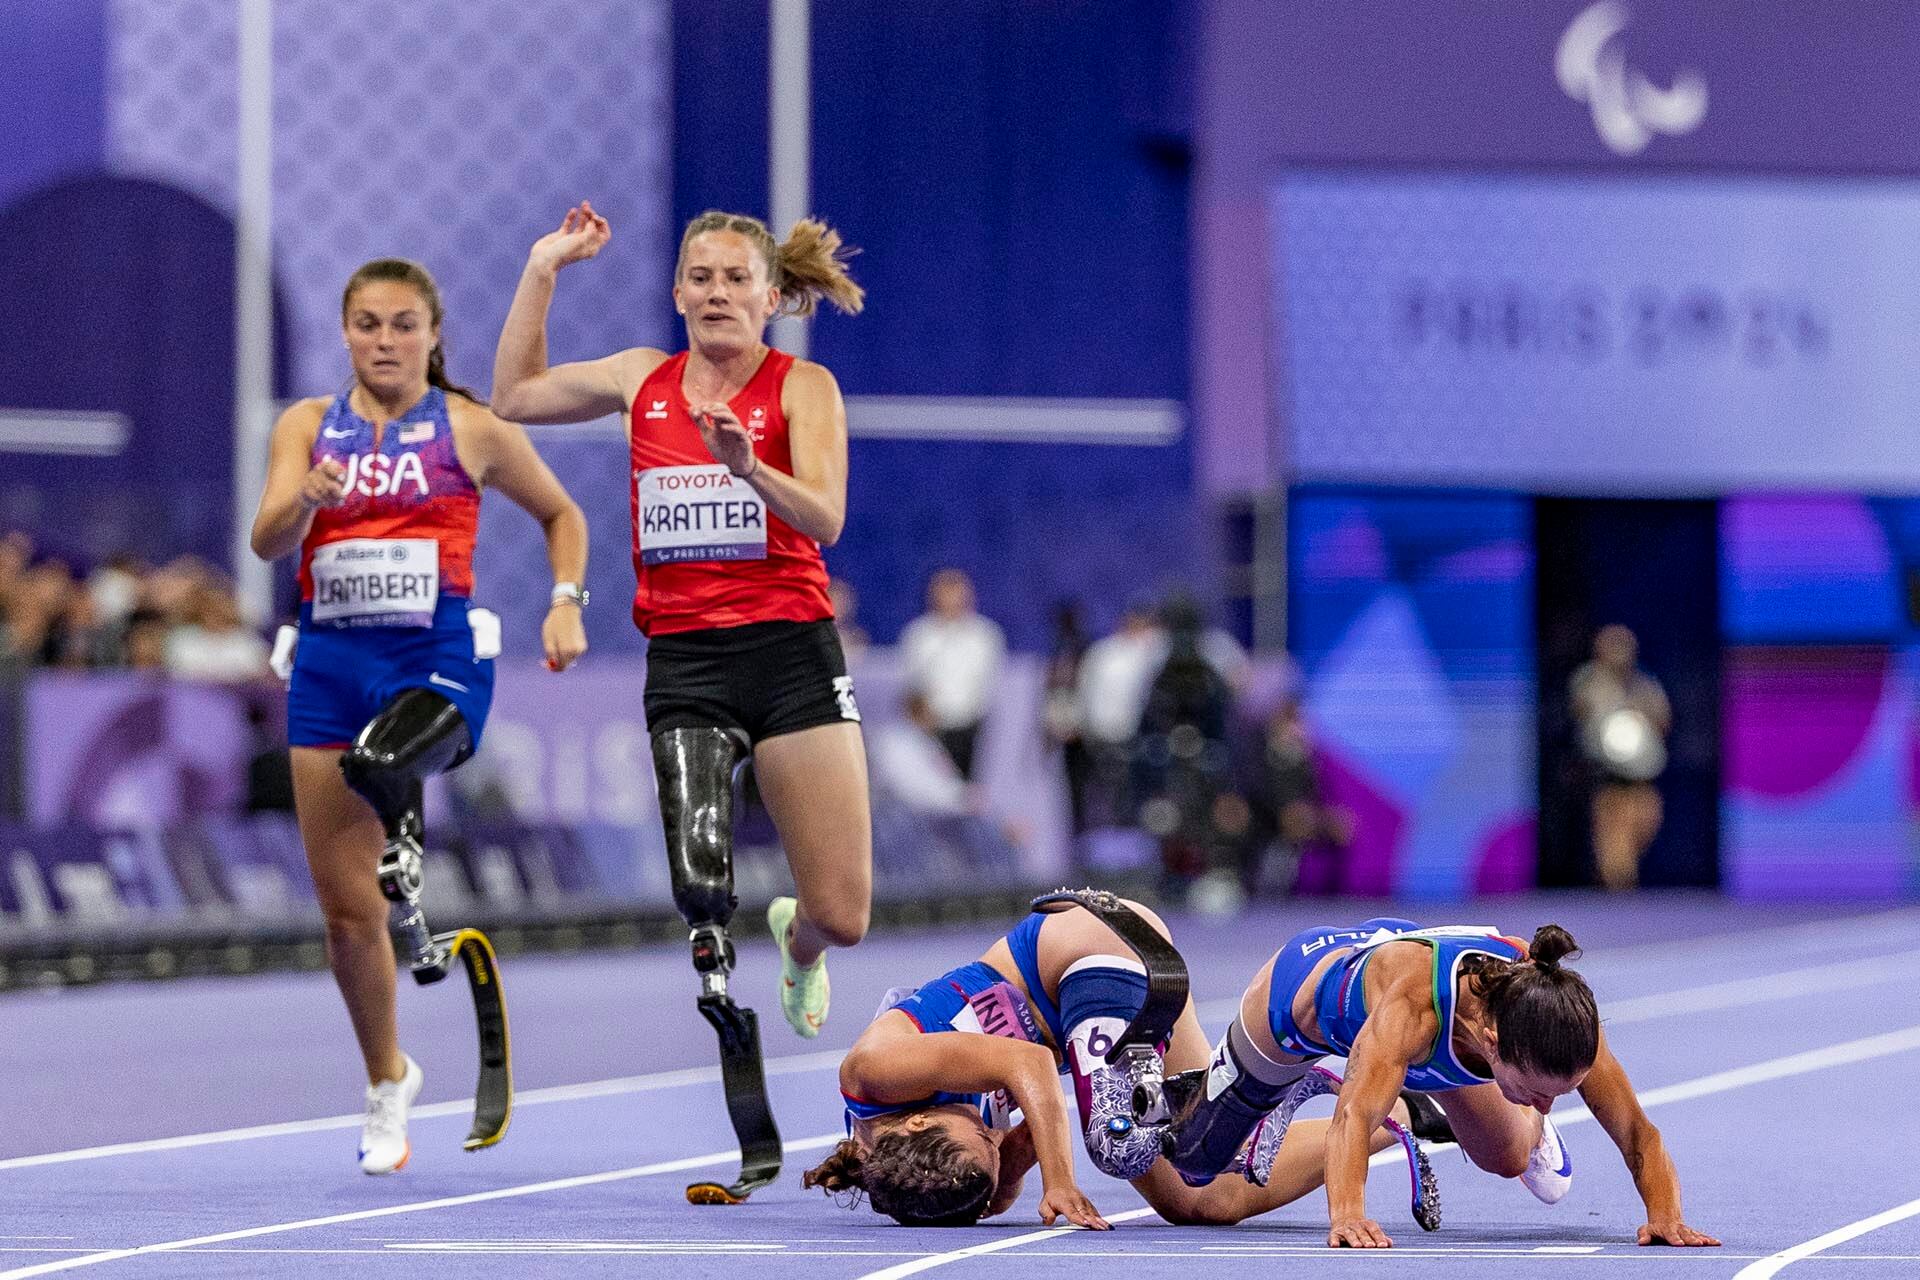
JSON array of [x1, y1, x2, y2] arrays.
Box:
[[643, 619, 862, 744]]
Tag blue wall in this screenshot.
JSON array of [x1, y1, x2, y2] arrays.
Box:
[[674, 0, 1198, 649], [0, 0, 105, 210]]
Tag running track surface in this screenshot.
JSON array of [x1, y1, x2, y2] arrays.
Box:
[[3, 893, 1917, 1278]]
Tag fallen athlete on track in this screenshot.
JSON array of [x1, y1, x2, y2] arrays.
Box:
[[805, 894, 1440, 1229], [1159, 917, 1721, 1249]]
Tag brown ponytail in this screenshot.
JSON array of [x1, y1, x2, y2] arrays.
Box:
[[1462, 924, 1599, 1079], [676, 210, 865, 319], [802, 1138, 868, 1197], [341, 257, 485, 403]]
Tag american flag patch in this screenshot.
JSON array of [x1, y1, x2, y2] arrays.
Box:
[[398, 421, 434, 444]]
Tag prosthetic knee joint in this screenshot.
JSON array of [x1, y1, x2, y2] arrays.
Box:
[[654, 727, 781, 1204], [342, 687, 471, 977], [342, 688, 508, 1151]]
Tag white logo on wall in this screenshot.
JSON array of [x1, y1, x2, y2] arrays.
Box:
[[1556, 1, 1707, 156]]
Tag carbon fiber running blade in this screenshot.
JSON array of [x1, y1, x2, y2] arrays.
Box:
[[439, 928, 512, 1150]]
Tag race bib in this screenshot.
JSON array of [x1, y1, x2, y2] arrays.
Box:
[[310, 538, 439, 627], [635, 465, 766, 565]]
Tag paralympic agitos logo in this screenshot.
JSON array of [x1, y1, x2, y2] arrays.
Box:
[[1556, 1, 1707, 156]]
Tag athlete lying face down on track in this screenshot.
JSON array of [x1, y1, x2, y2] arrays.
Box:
[[1159, 917, 1722, 1249], [803, 898, 1432, 1229]]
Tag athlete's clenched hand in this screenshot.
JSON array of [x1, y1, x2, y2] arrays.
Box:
[[300, 457, 347, 509], [542, 599, 588, 673]]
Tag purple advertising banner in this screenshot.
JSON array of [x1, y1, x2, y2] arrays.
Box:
[[1195, 0, 1920, 494], [6, 651, 1067, 939], [25, 674, 262, 829], [1272, 171, 1920, 493]]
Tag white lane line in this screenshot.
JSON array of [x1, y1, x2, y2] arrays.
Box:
[[1734, 1196, 1920, 1279], [6, 913, 1914, 1173], [852, 1023, 1920, 1280], [852, 1208, 1160, 1280], [0, 1049, 841, 1172], [0, 1134, 845, 1279], [1602, 948, 1920, 1024], [1553, 1024, 1920, 1124]]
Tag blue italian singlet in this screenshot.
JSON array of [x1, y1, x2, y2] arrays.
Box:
[[1268, 921, 1529, 1092]]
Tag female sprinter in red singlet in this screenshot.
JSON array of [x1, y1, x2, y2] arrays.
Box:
[[493, 204, 869, 1049], [251, 259, 588, 1174]]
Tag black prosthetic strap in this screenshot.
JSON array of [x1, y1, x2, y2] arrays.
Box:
[[341, 688, 471, 835], [1030, 889, 1189, 1061]]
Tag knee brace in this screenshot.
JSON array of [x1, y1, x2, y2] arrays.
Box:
[[654, 727, 750, 929], [340, 688, 472, 837], [1058, 955, 1164, 1180], [1163, 1015, 1315, 1186]]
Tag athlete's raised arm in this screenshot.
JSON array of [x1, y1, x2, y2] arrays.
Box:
[[250, 398, 336, 561], [493, 201, 661, 424], [1578, 1031, 1719, 1247]]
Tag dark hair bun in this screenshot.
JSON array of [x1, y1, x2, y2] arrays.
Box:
[[1530, 923, 1581, 971]]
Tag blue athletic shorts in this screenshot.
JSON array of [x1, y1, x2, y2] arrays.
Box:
[[287, 597, 494, 749]]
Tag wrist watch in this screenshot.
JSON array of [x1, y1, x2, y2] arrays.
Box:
[[550, 581, 589, 609]]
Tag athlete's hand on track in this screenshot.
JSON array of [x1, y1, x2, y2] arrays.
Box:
[[542, 600, 588, 673], [300, 457, 347, 509], [1329, 1217, 1393, 1248], [692, 403, 757, 477], [1037, 1185, 1110, 1231], [528, 201, 611, 274], [1638, 1219, 1721, 1247]]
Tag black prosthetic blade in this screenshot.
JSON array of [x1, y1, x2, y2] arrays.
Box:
[[685, 994, 782, 1203], [437, 928, 512, 1150]]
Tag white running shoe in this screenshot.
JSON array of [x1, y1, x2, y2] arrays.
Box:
[[1521, 1115, 1573, 1205], [769, 896, 829, 1038], [359, 1053, 423, 1175]]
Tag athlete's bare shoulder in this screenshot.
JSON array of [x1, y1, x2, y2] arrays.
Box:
[[786, 357, 842, 392], [1365, 939, 1438, 998], [273, 397, 330, 436], [617, 346, 674, 385]]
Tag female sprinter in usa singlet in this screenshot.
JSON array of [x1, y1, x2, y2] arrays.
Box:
[[251, 258, 588, 1174]]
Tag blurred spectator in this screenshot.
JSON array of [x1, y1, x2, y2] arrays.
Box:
[[243, 701, 295, 813], [123, 608, 172, 671], [1075, 596, 1163, 824], [7, 558, 78, 665], [871, 689, 975, 818], [47, 585, 114, 669], [166, 576, 270, 683], [1234, 695, 1353, 897], [870, 688, 1023, 875], [0, 531, 30, 616], [828, 575, 870, 658], [1571, 623, 1670, 891], [88, 554, 145, 633], [1041, 600, 1094, 834], [1134, 596, 1239, 903], [899, 567, 1005, 779]]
